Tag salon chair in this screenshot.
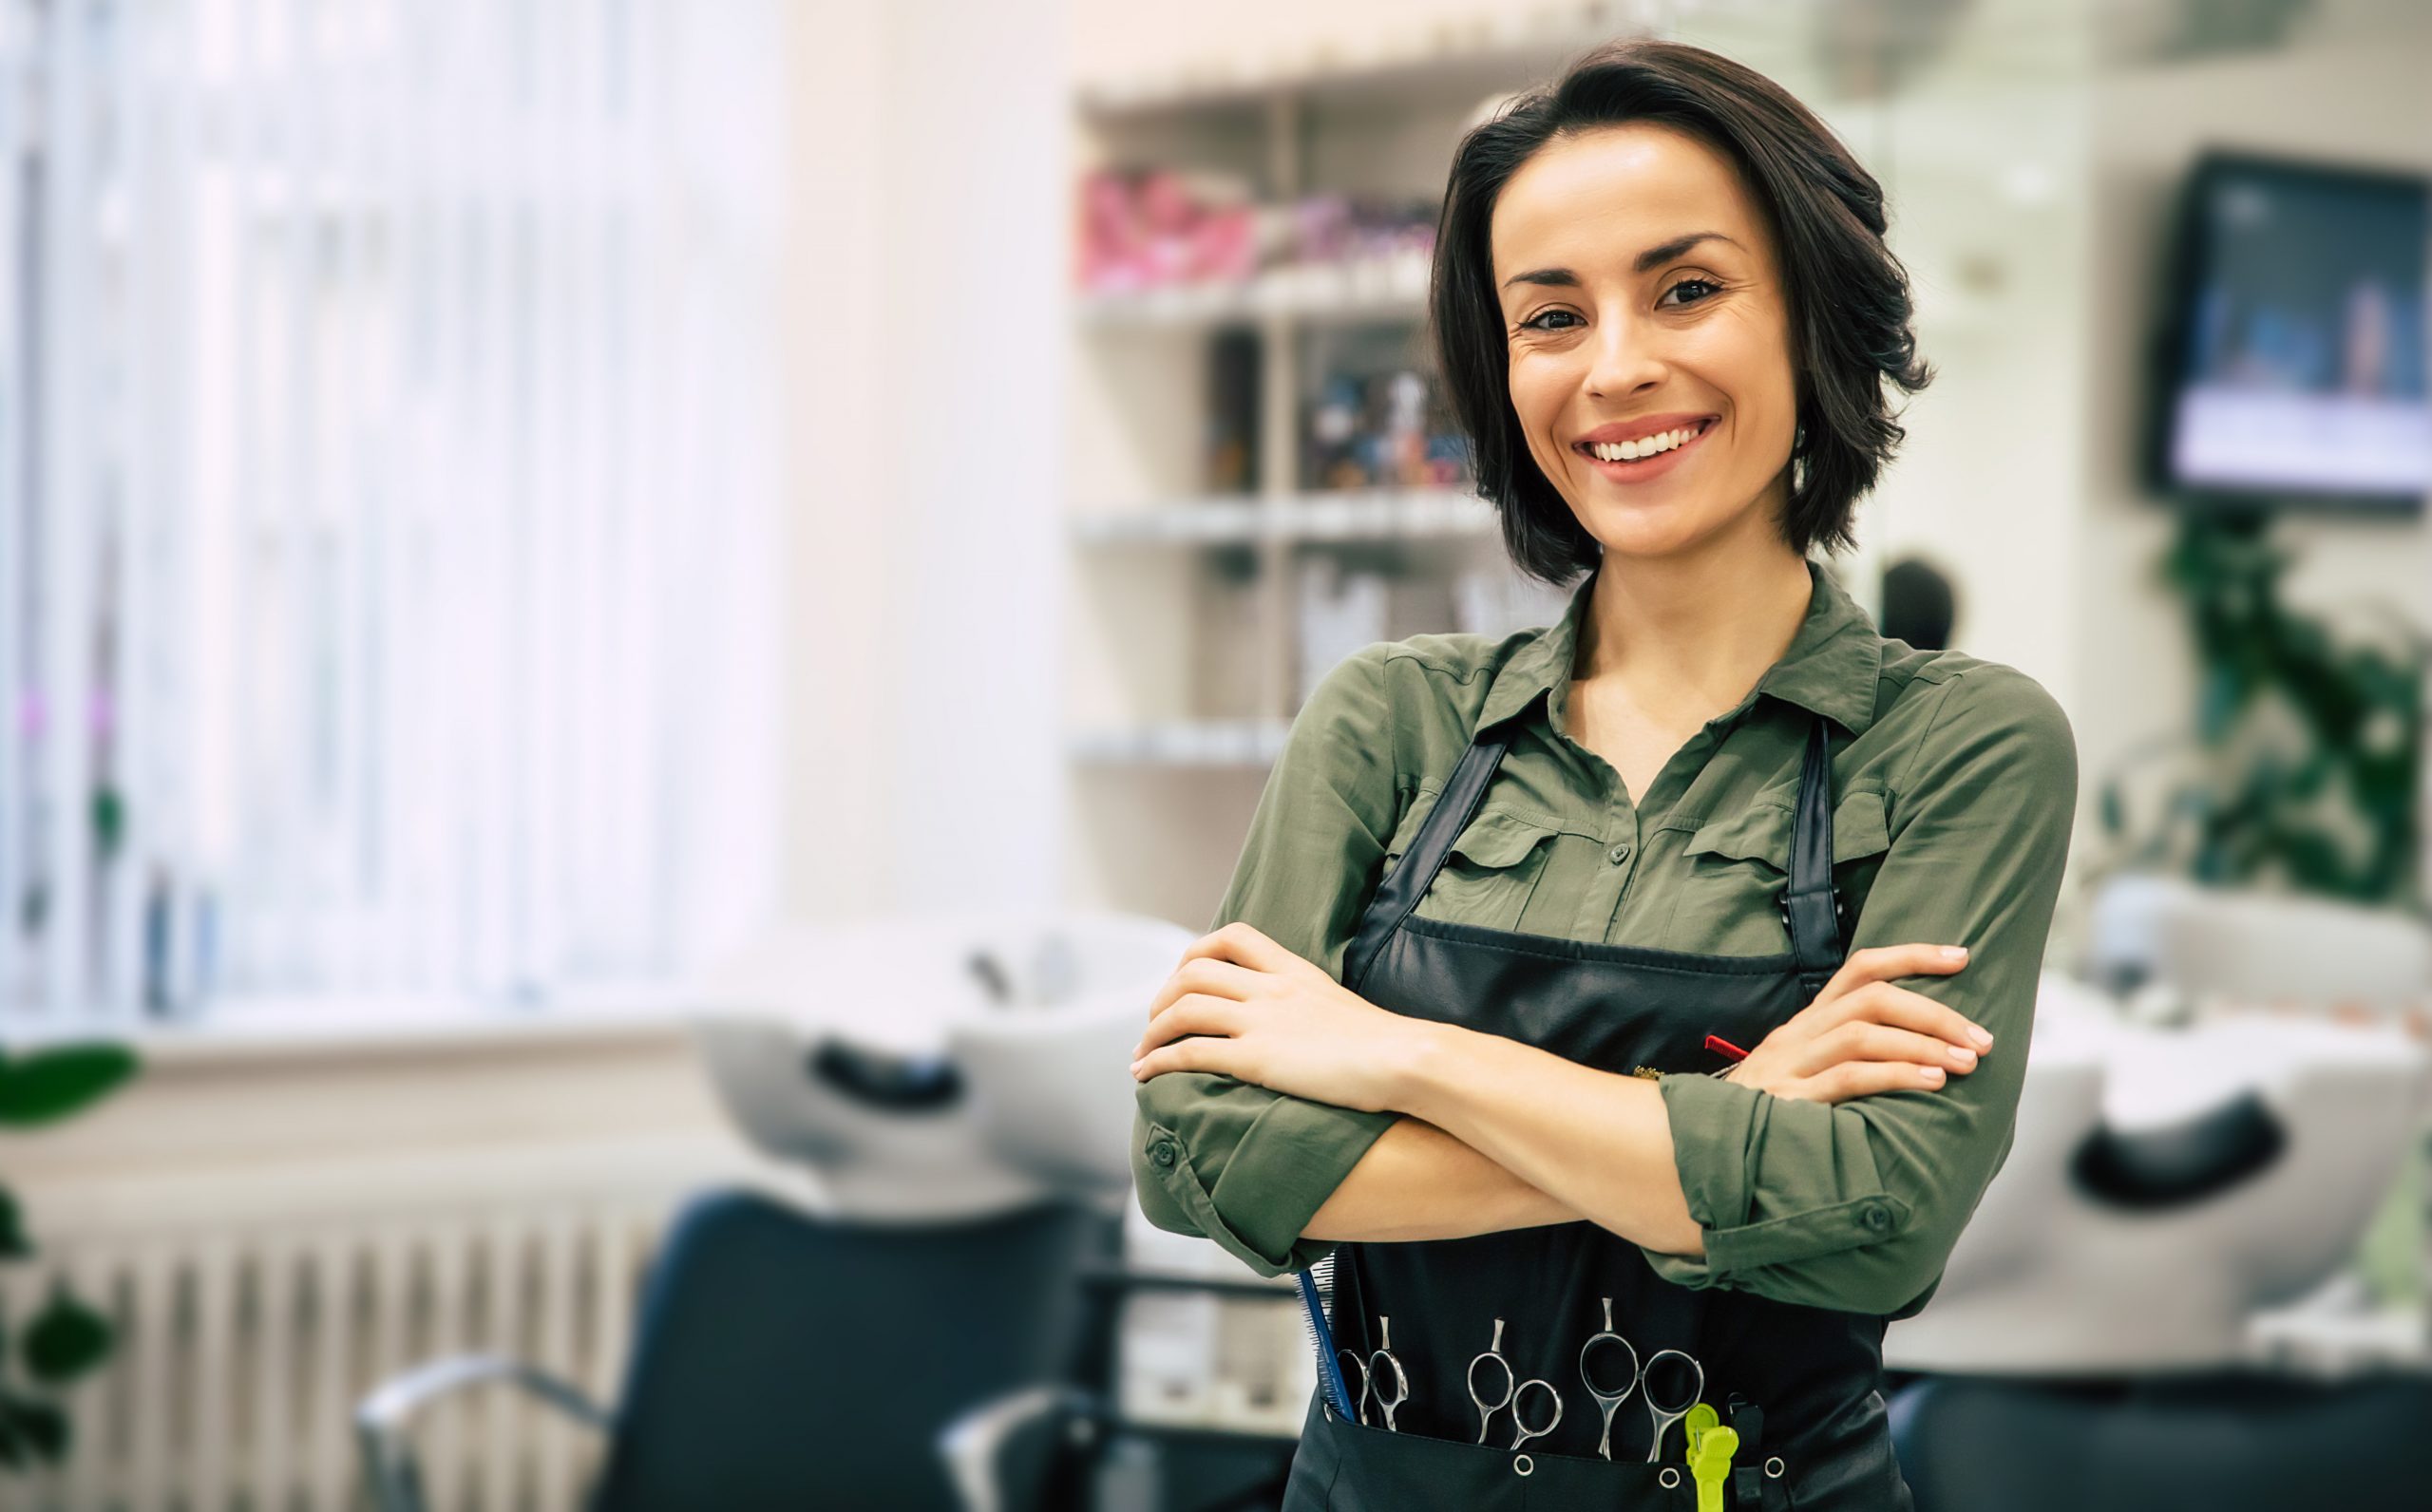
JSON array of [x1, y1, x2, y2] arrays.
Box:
[[356, 1186, 1109, 1512], [1887, 1370, 2432, 1510]]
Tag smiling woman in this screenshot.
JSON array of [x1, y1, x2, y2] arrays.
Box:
[[1129, 34, 2076, 1512], [1433, 44, 1936, 581]]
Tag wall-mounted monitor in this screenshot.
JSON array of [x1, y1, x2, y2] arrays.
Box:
[[2145, 149, 2428, 513]]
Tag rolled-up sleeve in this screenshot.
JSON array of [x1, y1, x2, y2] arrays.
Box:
[[1131, 644, 1407, 1277], [1643, 665, 2080, 1318]]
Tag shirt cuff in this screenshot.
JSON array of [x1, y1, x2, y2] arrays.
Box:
[[1138, 1095, 1396, 1278], [1644, 1070, 1913, 1288]]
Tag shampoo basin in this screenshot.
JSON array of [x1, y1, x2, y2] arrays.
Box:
[[690, 910, 1193, 1221]]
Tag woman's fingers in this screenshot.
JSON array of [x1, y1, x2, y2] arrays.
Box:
[[1179, 921, 1318, 979], [1793, 1057, 1954, 1105], [1131, 1032, 1244, 1082], [1816, 977, 1993, 1053], [1144, 954, 1267, 1020], [1749, 946, 1994, 1105], [1131, 992, 1260, 1082], [1133, 992, 1248, 1062], [1812, 942, 1968, 1008], [1811, 1019, 1980, 1078]]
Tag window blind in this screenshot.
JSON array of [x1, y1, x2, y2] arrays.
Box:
[[0, 0, 788, 1027]]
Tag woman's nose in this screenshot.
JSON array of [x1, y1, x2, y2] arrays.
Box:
[[1582, 316, 1667, 395]]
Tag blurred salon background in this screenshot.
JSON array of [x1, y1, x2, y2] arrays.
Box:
[[1, 0, 2429, 1507]]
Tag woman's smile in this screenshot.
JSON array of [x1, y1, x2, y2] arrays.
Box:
[[1571, 413, 1720, 486]]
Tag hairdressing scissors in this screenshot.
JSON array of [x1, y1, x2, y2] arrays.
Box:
[[1577, 1295, 1642, 1460], [1334, 1348, 1372, 1427], [1340, 1314, 1410, 1431], [1466, 1315, 1565, 1452], [1577, 1295, 1706, 1462], [1638, 1346, 1706, 1463]]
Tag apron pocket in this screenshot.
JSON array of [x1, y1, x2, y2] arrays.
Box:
[[1316, 1404, 1702, 1511]]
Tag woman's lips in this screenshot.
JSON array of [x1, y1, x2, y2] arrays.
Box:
[[1574, 417, 1716, 485]]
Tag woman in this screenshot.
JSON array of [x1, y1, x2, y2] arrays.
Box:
[[1129, 38, 2077, 1511]]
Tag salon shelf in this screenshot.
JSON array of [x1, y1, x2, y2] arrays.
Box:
[[1068, 721, 1292, 768], [1074, 251, 1431, 330], [1071, 495, 1265, 544], [1071, 488, 1495, 545], [1061, 25, 1576, 934], [1073, 0, 1641, 118]]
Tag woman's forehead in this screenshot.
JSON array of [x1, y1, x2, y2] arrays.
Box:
[[1491, 127, 1759, 277]]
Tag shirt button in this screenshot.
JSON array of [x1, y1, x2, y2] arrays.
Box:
[[1861, 1202, 1892, 1233], [1150, 1140, 1177, 1168], [1607, 843, 1632, 866]]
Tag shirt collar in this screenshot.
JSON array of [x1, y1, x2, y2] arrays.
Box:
[[1476, 557, 1887, 739]]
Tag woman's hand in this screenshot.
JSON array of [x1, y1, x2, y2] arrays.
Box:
[[1128, 922, 1429, 1114], [1720, 943, 1993, 1105]]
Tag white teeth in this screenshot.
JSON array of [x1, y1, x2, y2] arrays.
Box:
[[1587, 420, 1705, 463]]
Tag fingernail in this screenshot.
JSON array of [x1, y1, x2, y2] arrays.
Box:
[[1948, 1044, 1976, 1065], [1918, 1064, 1945, 1083], [1940, 945, 1968, 962], [1970, 1026, 1994, 1049]]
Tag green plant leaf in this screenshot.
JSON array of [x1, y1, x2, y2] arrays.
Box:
[[0, 1045, 140, 1127], [0, 1189, 28, 1261], [0, 1390, 68, 1463], [23, 1285, 114, 1388], [2276, 830, 2353, 896]]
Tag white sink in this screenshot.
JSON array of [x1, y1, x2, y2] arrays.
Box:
[[688, 910, 1193, 1221], [1885, 971, 2431, 1374]]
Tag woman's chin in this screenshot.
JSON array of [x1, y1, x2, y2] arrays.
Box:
[[1574, 504, 1714, 561]]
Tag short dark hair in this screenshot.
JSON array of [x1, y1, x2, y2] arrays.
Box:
[[1430, 38, 1935, 582]]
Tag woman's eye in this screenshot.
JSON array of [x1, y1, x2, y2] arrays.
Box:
[[1519, 279, 1719, 331]]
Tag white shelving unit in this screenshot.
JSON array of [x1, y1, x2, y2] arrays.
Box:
[[1058, 24, 1624, 930]]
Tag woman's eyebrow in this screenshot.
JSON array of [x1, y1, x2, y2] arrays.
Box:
[[1500, 231, 1742, 291]]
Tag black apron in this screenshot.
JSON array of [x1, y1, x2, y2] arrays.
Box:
[[1280, 705, 1912, 1511]]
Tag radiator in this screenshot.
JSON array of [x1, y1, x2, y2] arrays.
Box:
[[0, 1199, 674, 1512]]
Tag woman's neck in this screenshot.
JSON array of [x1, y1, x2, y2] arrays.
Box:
[[1574, 539, 1815, 725]]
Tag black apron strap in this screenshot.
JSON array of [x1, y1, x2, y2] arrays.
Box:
[[1340, 711, 1515, 992], [1779, 714, 1847, 1000]]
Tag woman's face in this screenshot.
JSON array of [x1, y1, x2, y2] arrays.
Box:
[[1491, 123, 1798, 564]]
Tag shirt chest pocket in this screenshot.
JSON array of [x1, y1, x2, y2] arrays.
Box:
[[1674, 788, 1892, 956], [1383, 796, 1559, 933]]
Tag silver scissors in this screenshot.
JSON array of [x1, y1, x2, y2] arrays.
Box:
[[1338, 1314, 1410, 1430], [1577, 1295, 1706, 1462], [1577, 1295, 1642, 1460], [1465, 1316, 1565, 1452]]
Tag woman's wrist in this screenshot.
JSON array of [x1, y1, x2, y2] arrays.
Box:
[[1384, 1017, 1466, 1119]]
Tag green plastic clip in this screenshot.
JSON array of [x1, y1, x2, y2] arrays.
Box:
[[1683, 1402, 1720, 1462], [1690, 1424, 1739, 1512]]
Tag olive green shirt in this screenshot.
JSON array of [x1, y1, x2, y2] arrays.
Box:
[[1130, 557, 2079, 1322]]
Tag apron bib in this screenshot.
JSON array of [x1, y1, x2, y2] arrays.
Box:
[[1282, 707, 1912, 1511]]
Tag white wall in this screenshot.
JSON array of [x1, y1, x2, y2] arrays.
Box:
[[781, 0, 1071, 919]]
